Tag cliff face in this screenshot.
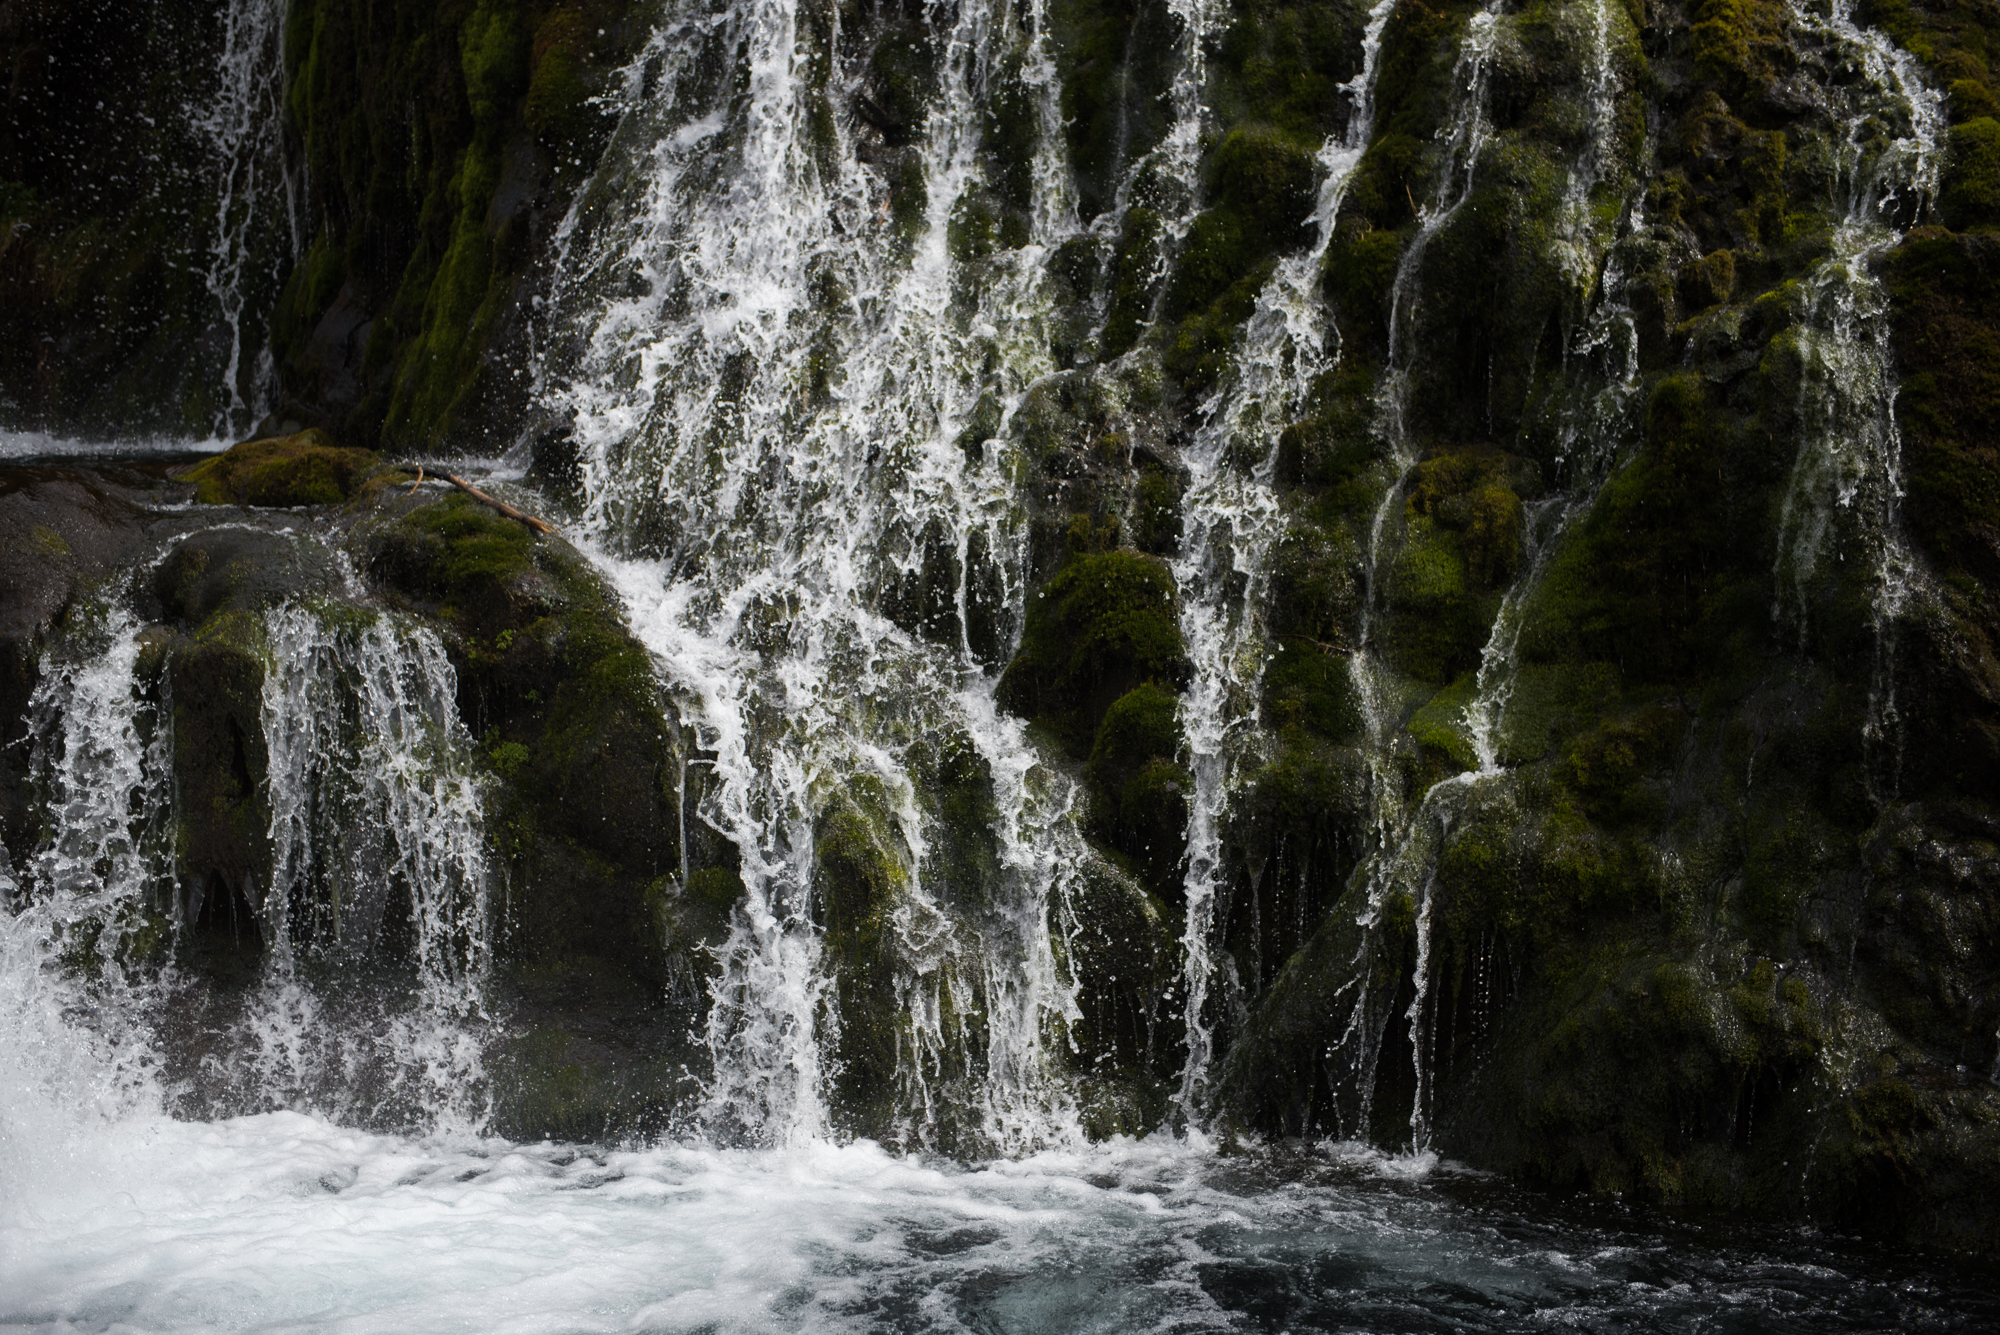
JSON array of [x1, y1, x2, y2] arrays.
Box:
[[4, 0, 2000, 1252]]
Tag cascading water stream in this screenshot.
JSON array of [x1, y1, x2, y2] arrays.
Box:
[[1323, 0, 1654, 1149], [222, 604, 493, 1131], [1, 610, 176, 1150], [545, 0, 1094, 1150], [0, 561, 493, 1134], [1319, 0, 1510, 1146], [1167, 0, 1399, 1125], [193, 0, 300, 439], [1770, 0, 1943, 801]]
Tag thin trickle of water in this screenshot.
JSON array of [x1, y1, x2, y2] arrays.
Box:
[[1321, 2, 1509, 1145], [194, 0, 300, 439], [1168, 0, 1399, 1124], [1325, 0, 1654, 1148], [1770, 0, 1942, 801]]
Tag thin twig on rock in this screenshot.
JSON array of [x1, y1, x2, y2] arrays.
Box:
[[395, 467, 556, 536]]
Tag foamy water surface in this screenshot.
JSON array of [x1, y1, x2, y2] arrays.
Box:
[[4, 1112, 1993, 1334]]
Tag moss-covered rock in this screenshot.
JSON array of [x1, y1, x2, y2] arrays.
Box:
[[179, 431, 388, 507], [996, 549, 1191, 754], [813, 778, 910, 1137], [353, 489, 679, 996], [1087, 683, 1189, 894]]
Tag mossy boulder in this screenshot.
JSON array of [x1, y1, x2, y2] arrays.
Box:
[[180, 430, 388, 507], [996, 550, 1191, 754], [1088, 683, 1190, 894], [149, 528, 345, 626], [354, 490, 679, 987]]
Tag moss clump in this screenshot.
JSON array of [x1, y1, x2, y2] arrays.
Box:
[[1518, 374, 1734, 681], [180, 430, 386, 507], [1131, 466, 1184, 556], [996, 549, 1191, 753], [1942, 118, 2000, 229], [1561, 702, 1682, 827], [1689, 0, 1794, 102], [526, 11, 611, 157], [911, 726, 1000, 911], [1088, 683, 1189, 893]]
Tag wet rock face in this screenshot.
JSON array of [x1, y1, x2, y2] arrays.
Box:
[[8, 0, 2000, 1260]]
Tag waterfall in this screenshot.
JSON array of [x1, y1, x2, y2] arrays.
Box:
[[194, 0, 300, 439], [546, 0, 1092, 1150], [1167, 0, 1399, 1124], [1, 610, 175, 1145], [0, 575, 492, 1136], [211, 604, 492, 1131]]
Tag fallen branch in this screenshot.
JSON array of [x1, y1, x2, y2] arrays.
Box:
[[444, 472, 557, 535], [395, 467, 556, 536]]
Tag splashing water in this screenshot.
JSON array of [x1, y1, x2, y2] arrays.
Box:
[[1, 609, 175, 1163], [543, 0, 1092, 1151]]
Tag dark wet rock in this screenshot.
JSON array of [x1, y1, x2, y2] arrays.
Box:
[[149, 528, 346, 625]]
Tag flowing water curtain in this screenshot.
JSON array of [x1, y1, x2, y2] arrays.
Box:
[[541, 0, 1104, 1150], [2, 609, 176, 1133], [202, 603, 492, 1130], [194, 0, 301, 439]]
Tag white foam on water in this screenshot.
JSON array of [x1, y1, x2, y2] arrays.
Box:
[[5, 1110, 1983, 1334]]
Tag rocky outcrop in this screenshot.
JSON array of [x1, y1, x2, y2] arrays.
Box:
[[0, 434, 695, 1136]]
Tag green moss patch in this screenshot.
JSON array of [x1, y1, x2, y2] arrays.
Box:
[[996, 549, 1191, 753], [180, 430, 386, 507]]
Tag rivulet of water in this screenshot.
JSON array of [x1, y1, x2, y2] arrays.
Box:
[[1167, 0, 1400, 1125], [192, 0, 300, 439], [1770, 0, 1943, 802], [1322, 0, 1657, 1147]]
